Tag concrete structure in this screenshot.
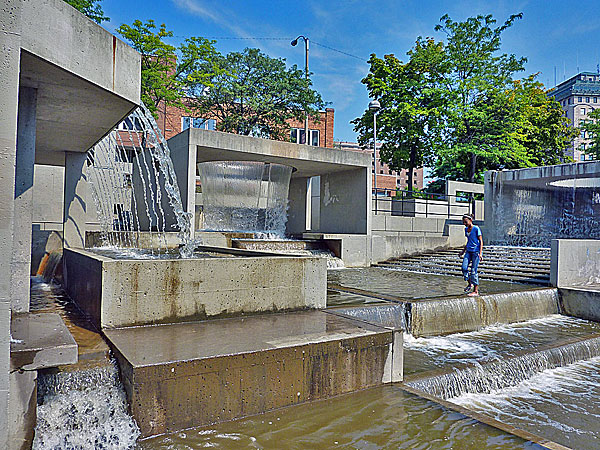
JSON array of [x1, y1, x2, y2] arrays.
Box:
[[105, 310, 401, 437], [550, 72, 600, 161], [485, 162, 600, 247], [0, 0, 141, 445], [167, 128, 372, 265], [551, 239, 600, 288], [64, 248, 326, 329], [559, 286, 600, 323]]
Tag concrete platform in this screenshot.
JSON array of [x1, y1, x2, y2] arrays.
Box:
[[104, 310, 402, 437], [560, 286, 600, 322]]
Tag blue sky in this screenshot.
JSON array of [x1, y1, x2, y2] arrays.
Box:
[[101, 0, 600, 142]]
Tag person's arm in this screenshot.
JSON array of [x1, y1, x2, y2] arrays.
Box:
[[478, 232, 483, 260], [459, 231, 467, 257]]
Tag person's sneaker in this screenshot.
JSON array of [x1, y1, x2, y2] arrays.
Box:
[[464, 285, 472, 293]]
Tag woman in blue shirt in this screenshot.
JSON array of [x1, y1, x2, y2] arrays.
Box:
[[458, 214, 483, 296]]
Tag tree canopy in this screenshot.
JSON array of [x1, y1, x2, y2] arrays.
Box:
[[355, 13, 577, 186], [117, 20, 222, 116], [64, 0, 108, 23], [192, 48, 326, 139], [581, 108, 600, 159]]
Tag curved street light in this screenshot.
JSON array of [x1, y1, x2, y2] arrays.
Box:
[[369, 100, 381, 199], [291, 36, 309, 144]]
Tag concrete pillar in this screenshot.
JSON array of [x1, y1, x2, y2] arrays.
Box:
[[64, 152, 89, 249], [11, 87, 37, 312], [167, 133, 197, 238], [286, 177, 309, 235], [0, 0, 22, 445]]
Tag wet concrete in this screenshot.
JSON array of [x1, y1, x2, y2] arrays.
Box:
[[104, 311, 399, 437]]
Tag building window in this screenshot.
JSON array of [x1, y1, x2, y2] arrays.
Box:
[[581, 130, 586, 139], [595, 97, 598, 103], [581, 154, 586, 161], [290, 128, 319, 146], [118, 117, 143, 131], [569, 98, 573, 105], [582, 108, 586, 115], [587, 97, 591, 103], [578, 97, 583, 102], [182, 117, 216, 131]]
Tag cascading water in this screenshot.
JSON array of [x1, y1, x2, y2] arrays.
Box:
[[406, 335, 600, 400], [197, 161, 293, 237], [86, 105, 195, 257], [33, 362, 140, 449]]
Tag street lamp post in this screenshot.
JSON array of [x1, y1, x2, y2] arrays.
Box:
[[369, 100, 381, 201], [291, 35, 309, 145]]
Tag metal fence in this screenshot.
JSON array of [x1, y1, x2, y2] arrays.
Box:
[[373, 188, 479, 219]]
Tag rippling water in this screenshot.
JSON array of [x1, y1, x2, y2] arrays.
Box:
[[137, 386, 541, 450], [452, 357, 600, 449]]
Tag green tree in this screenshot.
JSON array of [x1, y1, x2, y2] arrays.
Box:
[[192, 48, 326, 139], [352, 38, 446, 191], [64, 0, 108, 23], [117, 20, 222, 116], [432, 13, 528, 182], [581, 108, 600, 159]]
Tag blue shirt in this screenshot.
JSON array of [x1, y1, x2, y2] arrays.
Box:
[[465, 225, 482, 253]]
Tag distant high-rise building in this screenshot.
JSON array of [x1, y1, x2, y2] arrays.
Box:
[[550, 72, 600, 162]]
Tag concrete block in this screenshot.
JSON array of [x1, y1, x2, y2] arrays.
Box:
[[385, 216, 413, 232], [551, 239, 600, 287], [371, 214, 386, 231], [339, 235, 369, 268], [105, 311, 393, 437], [560, 287, 600, 322], [412, 217, 438, 232], [64, 248, 327, 328]]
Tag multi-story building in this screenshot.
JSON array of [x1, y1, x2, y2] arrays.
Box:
[[154, 100, 335, 148], [550, 72, 600, 162], [334, 141, 424, 192]]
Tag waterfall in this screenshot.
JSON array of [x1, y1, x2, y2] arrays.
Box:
[[407, 335, 600, 400], [33, 362, 140, 449], [329, 303, 407, 330], [410, 288, 560, 337], [86, 105, 195, 257]]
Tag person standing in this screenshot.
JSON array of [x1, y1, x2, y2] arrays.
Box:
[[459, 214, 483, 296]]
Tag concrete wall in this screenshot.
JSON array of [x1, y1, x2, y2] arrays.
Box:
[[64, 248, 327, 328], [370, 215, 467, 263], [319, 169, 369, 235], [560, 287, 600, 322], [551, 239, 600, 287]]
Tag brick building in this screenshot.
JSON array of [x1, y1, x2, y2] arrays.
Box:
[[550, 72, 600, 162], [334, 141, 424, 192], [153, 100, 335, 148]]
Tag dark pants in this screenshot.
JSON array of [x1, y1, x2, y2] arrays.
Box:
[[462, 251, 480, 286]]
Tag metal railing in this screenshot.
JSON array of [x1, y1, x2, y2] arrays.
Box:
[[373, 187, 479, 219]]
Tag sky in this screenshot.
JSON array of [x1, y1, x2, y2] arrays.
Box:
[[101, 0, 600, 142]]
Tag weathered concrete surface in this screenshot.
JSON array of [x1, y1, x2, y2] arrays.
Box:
[[551, 239, 600, 287], [11, 87, 37, 312], [9, 312, 77, 449], [320, 169, 369, 234], [105, 310, 396, 437], [302, 233, 370, 267], [0, 0, 22, 442], [10, 313, 78, 371], [64, 248, 327, 328], [85, 231, 182, 249], [559, 287, 600, 322]]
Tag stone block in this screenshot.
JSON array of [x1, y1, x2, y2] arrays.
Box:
[[559, 287, 600, 322], [371, 214, 386, 231], [412, 217, 438, 232], [551, 239, 600, 287]]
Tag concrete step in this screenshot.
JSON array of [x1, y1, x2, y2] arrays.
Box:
[[105, 310, 400, 438], [380, 260, 550, 276]]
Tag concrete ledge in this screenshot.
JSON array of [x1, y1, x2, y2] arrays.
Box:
[[551, 239, 600, 287], [105, 311, 397, 437], [64, 248, 327, 328], [10, 313, 78, 371]]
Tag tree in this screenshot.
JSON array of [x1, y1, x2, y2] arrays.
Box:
[[117, 20, 222, 116], [352, 38, 446, 191], [64, 0, 108, 23], [192, 48, 326, 139], [581, 108, 600, 159], [432, 13, 528, 182]]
